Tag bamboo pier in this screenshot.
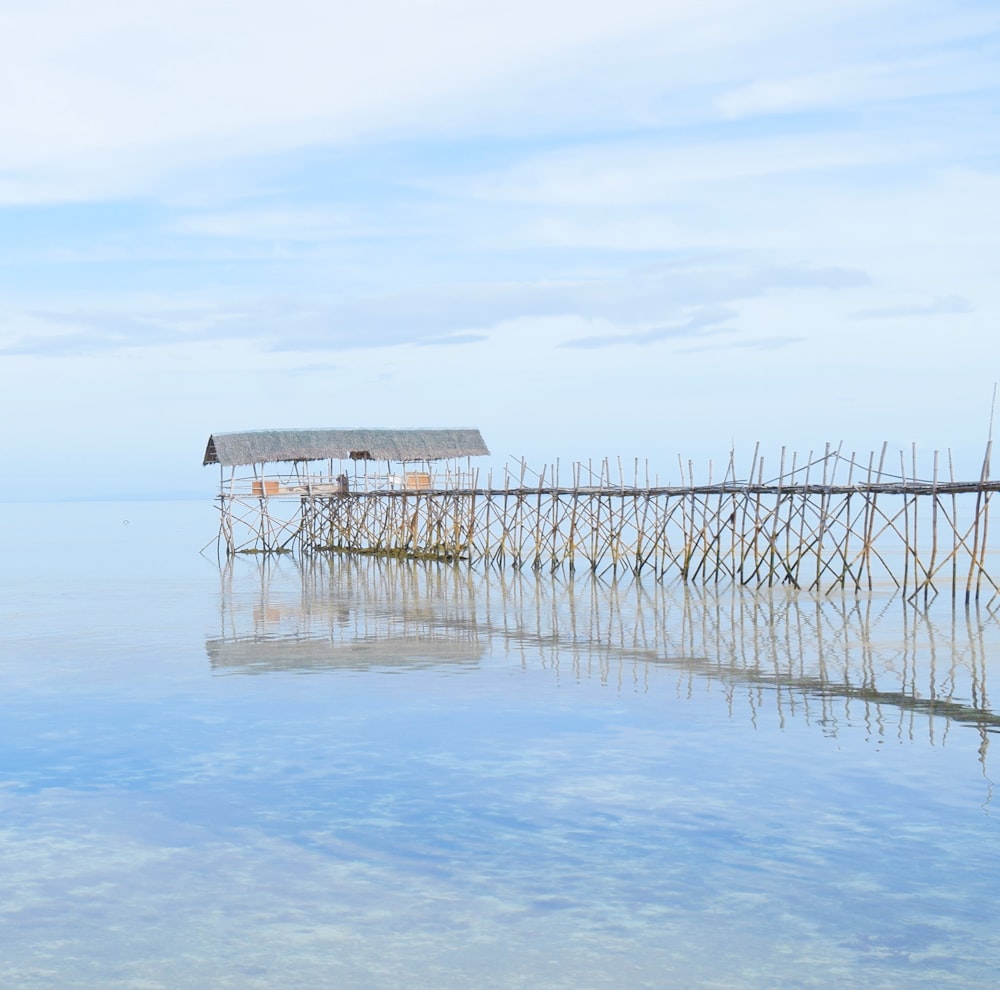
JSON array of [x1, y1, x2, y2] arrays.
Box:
[[212, 440, 1000, 604]]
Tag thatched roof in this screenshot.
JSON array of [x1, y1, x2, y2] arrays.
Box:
[[203, 428, 490, 467]]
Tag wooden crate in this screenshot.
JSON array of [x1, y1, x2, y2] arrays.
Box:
[[404, 472, 432, 491]]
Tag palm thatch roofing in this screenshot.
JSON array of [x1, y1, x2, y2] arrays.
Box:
[[203, 428, 490, 467]]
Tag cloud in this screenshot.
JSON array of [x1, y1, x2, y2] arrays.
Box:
[[7, 0, 983, 209], [169, 209, 355, 242], [848, 295, 973, 320], [680, 335, 803, 353], [412, 333, 490, 348], [450, 134, 911, 209], [717, 51, 999, 119], [0, 0, 811, 206], [560, 306, 737, 349], [0, 262, 868, 358], [0, 305, 252, 357]]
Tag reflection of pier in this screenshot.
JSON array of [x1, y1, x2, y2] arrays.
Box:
[[208, 434, 999, 602], [209, 557, 998, 764], [209, 556, 485, 674]]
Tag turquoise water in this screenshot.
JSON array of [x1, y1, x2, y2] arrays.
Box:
[[2, 501, 999, 988]]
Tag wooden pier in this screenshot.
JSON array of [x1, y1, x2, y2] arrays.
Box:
[[208, 432, 999, 604]]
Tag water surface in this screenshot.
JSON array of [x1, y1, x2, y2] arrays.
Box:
[[2, 501, 999, 988]]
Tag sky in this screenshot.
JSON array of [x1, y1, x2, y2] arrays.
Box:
[[1, 0, 998, 498]]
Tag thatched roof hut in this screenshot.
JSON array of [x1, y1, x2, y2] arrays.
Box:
[[203, 428, 490, 467]]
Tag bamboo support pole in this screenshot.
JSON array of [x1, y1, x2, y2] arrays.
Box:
[[977, 442, 993, 603], [926, 450, 940, 605], [900, 448, 911, 595]]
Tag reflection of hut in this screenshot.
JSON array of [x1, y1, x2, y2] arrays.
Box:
[[208, 554, 486, 674], [207, 635, 484, 674]]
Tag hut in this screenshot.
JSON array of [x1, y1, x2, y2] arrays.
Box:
[[204, 427, 490, 496]]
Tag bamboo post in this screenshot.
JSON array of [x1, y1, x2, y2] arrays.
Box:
[[925, 450, 940, 605], [768, 446, 786, 586], [751, 453, 765, 583], [967, 440, 992, 604], [738, 443, 760, 584], [900, 448, 911, 595], [977, 445, 993, 603]]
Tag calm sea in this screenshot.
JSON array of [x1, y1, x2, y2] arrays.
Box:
[[2, 500, 999, 989]]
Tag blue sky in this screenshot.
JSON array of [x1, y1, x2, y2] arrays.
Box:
[[2, 0, 999, 497]]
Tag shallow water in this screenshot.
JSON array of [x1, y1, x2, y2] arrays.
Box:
[[2, 500, 999, 988]]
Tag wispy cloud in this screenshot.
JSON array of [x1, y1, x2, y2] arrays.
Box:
[[848, 295, 973, 320], [412, 333, 490, 348], [560, 306, 736, 349], [1, 262, 868, 358], [170, 208, 353, 241], [680, 335, 803, 354], [449, 134, 910, 208], [717, 52, 999, 119], [0, 0, 791, 205]]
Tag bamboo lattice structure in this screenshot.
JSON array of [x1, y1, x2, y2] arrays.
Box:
[[214, 442, 999, 604]]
